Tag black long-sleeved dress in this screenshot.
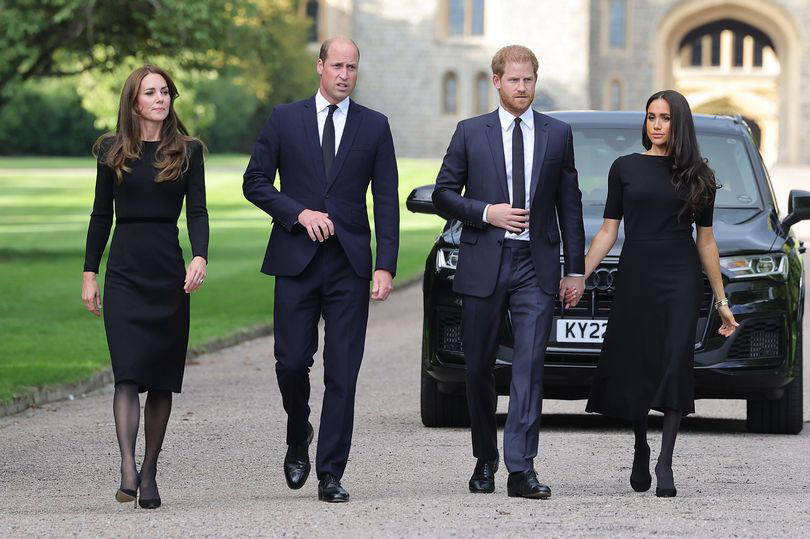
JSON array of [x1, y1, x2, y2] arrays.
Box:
[[586, 153, 714, 420], [84, 140, 208, 393]]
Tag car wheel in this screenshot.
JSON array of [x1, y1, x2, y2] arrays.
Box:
[[420, 368, 471, 428], [746, 331, 803, 434]]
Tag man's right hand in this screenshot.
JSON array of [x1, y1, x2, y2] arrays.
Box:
[[297, 209, 335, 242], [486, 203, 529, 233]]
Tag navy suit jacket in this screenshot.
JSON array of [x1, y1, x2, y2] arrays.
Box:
[[243, 95, 399, 280], [432, 109, 584, 297]]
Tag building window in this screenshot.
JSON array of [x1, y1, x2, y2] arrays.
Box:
[[474, 72, 489, 114], [608, 0, 626, 48], [609, 80, 623, 110], [445, 0, 485, 37], [448, 0, 465, 36], [471, 0, 485, 36], [304, 0, 319, 43], [442, 72, 458, 114]]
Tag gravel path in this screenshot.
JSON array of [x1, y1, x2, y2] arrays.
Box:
[[1, 278, 808, 537]]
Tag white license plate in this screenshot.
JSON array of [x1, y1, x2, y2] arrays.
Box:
[[556, 319, 608, 343]]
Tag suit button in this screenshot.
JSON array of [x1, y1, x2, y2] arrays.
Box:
[[497, 239, 502, 245]]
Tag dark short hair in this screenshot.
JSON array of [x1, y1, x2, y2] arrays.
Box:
[[319, 36, 360, 62]]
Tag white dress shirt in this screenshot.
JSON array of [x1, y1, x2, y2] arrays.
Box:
[[483, 106, 534, 241], [482, 106, 583, 277], [315, 89, 350, 153]]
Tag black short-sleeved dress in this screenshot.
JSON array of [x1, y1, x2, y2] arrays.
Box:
[[585, 153, 714, 421], [84, 140, 208, 393]]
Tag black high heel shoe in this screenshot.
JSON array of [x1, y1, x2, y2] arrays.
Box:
[[138, 470, 161, 509], [115, 474, 140, 507], [654, 463, 677, 498], [630, 444, 652, 492], [138, 496, 161, 509]]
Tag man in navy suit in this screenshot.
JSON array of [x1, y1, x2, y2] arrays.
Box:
[[433, 45, 585, 499], [243, 36, 399, 502]]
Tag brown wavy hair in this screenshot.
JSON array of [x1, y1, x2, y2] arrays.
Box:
[[93, 64, 200, 183], [642, 90, 719, 221]]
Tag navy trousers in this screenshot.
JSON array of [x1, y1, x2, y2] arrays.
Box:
[[273, 237, 370, 480], [461, 240, 554, 473]]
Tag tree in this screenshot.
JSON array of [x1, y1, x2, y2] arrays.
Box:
[[0, 0, 318, 153], [0, 0, 233, 108]]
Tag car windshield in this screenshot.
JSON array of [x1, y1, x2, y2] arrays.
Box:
[[573, 128, 762, 208]]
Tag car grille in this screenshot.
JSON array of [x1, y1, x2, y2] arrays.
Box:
[[435, 266, 715, 359], [727, 319, 783, 359], [436, 306, 463, 354], [555, 261, 713, 318]]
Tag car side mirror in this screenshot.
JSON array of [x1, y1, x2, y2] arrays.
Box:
[[780, 189, 810, 231], [406, 184, 437, 214]]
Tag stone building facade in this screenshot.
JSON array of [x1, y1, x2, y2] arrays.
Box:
[[306, 0, 810, 165]]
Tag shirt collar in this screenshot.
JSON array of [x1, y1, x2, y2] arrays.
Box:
[[498, 106, 534, 131], [316, 89, 350, 115]]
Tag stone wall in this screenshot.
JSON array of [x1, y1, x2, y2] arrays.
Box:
[[350, 0, 590, 158]]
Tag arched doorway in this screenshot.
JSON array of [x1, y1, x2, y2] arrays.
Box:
[[674, 19, 778, 163], [653, 0, 801, 165]]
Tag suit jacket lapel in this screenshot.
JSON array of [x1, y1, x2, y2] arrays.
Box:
[[485, 111, 510, 202], [302, 95, 326, 184], [530, 111, 549, 204], [325, 100, 362, 192]]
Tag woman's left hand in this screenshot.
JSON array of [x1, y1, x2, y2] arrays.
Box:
[[184, 256, 207, 293], [717, 305, 739, 337]]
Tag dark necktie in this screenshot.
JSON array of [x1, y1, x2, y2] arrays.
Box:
[[322, 104, 337, 178], [512, 117, 525, 209]]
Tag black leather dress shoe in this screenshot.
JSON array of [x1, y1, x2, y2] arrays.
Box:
[[506, 470, 551, 499], [469, 458, 499, 493], [318, 473, 349, 502], [284, 423, 314, 490]]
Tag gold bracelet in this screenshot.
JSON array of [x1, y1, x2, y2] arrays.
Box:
[[714, 298, 729, 308]]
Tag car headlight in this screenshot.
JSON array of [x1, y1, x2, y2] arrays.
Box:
[[436, 247, 458, 271], [719, 253, 788, 280]]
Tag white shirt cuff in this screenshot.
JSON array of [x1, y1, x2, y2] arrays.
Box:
[[482, 204, 490, 223]]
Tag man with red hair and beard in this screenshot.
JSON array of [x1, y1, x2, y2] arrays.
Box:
[[433, 45, 585, 499]]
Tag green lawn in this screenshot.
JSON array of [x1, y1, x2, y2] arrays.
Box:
[[0, 155, 443, 403]]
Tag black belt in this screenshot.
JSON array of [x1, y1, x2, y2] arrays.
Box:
[[116, 217, 175, 225], [503, 238, 530, 249]]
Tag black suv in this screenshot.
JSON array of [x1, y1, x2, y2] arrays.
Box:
[[408, 111, 809, 434]]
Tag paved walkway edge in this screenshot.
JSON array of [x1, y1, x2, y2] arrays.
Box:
[[0, 275, 423, 418], [0, 324, 273, 418]]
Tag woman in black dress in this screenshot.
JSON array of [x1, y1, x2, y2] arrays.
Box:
[[81, 65, 208, 509], [575, 90, 738, 497]]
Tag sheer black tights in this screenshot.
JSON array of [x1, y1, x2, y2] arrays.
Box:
[[113, 382, 173, 498], [655, 410, 681, 491], [630, 415, 651, 489], [631, 410, 681, 491]]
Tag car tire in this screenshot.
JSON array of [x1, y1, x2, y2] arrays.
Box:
[[420, 368, 471, 428], [746, 332, 803, 434]]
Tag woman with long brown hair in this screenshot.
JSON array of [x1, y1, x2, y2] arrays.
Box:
[[575, 90, 738, 497], [81, 65, 208, 509]]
